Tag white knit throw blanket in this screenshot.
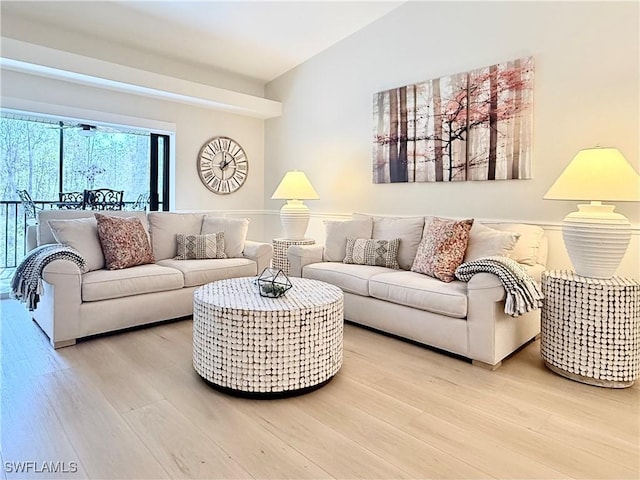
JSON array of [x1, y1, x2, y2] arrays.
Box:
[[455, 256, 544, 317], [11, 244, 85, 311]]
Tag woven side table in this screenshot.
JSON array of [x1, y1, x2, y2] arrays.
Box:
[[193, 276, 343, 398], [272, 237, 315, 276], [541, 270, 640, 388]]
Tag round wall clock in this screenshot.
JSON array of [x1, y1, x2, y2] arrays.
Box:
[[197, 136, 248, 194]]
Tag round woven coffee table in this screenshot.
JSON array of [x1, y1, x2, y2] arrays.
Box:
[[193, 276, 344, 397]]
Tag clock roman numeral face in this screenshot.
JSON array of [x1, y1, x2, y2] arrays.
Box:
[[197, 136, 248, 195]]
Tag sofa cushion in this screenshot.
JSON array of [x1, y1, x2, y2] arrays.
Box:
[[157, 258, 256, 287], [368, 271, 468, 318], [201, 216, 249, 258], [353, 214, 424, 270], [324, 218, 373, 262], [344, 237, 400, 269], [175, 232, 226, 260], [82, 264, 184, 302], [95, 214, 155, 270], [148, 212, 205, 260], [464, 222, 520, 262], [303, 262, 392, 296], [411, 217, 473, 282], [484, 223, 545, 266], [47, 217, 104, 272]]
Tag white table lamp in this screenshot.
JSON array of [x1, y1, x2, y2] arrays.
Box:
[[271, 171, 319, 240], [544, 147, 640, 278]]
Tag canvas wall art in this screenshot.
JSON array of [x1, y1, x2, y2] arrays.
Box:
[[373, 57, 534, 183]]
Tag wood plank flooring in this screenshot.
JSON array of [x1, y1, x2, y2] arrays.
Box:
[[1, 299, 638, 479]]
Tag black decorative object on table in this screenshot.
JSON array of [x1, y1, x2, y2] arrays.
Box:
[[256, 267, 292, 298]]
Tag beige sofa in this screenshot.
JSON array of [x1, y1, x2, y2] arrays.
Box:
[[30, 210, 272, 348], [288, 215, 547, 369]]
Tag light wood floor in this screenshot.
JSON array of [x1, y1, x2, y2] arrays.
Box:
[[1, 299, 638, 480]]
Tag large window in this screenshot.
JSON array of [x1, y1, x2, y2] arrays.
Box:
[[0, 113, 168, 206], [0, 116, 60, 200], [0, 112, 170, 268]]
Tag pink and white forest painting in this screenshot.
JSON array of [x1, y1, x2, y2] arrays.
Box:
[[373, 57, 534, 183]]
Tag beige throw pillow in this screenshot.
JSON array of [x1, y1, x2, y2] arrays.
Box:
[[353, 214, 425, 270], [484, 223, 545, 266], [411, 217, 473, 282], [175, 232, 226, 260], [95, 214, 155, 270], [147, 212, 205, 260], [464, 222, 520, 262], [47, 217, 105, 272], [324, 218, 373, 262], [201, 217, 249, 258]]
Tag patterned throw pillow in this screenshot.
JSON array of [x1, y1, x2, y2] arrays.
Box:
[[175, 232, 227, 260], [95, 213, 155, 270], [411, 217, 474, 282], [343, 237, 400, 269]]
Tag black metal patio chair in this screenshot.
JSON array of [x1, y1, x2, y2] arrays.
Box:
[[16, 189, 42, 222], [83, 188, 125, 210], [130, 192, 150, 210], [58, 191, 85, 209]]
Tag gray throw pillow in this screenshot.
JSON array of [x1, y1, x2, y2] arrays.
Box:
[[343, 237, 400, 269], [175, 232, 226, 260]]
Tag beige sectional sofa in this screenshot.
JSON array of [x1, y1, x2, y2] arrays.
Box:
[[30, 210, 272, 348], [288, 215, 547, 369]]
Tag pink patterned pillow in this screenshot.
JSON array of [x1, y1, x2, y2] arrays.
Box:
[[95, 213, 155, 269], [411, 217, 474, 282]]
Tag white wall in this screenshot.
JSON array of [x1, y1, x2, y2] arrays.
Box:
[[265, 1, 640, 278], [1, 8, 268, 241], [1, 70, 265, 222]]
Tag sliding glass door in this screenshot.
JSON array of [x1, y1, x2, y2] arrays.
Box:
[[0, 113, 170, 209], [0, 112, 172, 267]]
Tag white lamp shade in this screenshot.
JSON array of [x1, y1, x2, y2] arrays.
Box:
[[544, 147, 640, 279], [271, 171, 319, 240], [271, 171, 319, 200], [544, 147, 640, 202]]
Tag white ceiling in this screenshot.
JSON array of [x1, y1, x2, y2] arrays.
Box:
[[2, 1, 403, 83]]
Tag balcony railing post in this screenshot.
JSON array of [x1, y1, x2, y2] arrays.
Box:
[[1, 200, 35, 268]]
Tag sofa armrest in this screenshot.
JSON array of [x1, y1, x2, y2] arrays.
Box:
[[243, 240, 273, 273], [26, 224, 38, 252], [33, 259, 83, 348], [467, 272, 505, 295], [465, 261, 543, 366], [288, 244, 325, 277], [42, 260, 83, 277]]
